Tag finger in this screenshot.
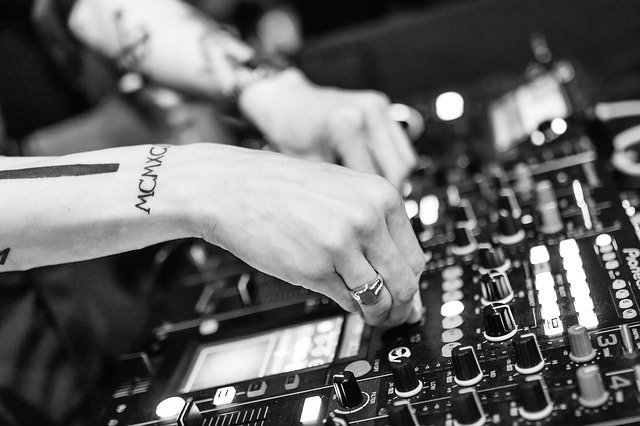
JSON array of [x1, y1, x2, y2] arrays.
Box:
[[384, 117, 418, 170], [309, 273, 362, 315], [363, 229, 419, 326], [327, 107, 379, 175], [385, 193, 426, 278], [335, 252, 394, 326]]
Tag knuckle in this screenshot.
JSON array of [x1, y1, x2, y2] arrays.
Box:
[[323, 231, 350, 253], [348, 208, 380, 238], [396, 275, 419, 304], [361, 90, 390, 107], [327, 105, 366, 132], [371, 177, 403, 212], [367, 298, 392, 325]]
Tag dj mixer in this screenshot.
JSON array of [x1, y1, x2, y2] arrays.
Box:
[[94, 61, 640, 425]]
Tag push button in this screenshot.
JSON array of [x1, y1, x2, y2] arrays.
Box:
[[284, 374, 300, 390], [247, 380, 267, 397]]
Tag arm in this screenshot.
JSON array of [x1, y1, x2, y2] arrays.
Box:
[[67, 0, 418, 187], [0, 144, 423, 326]]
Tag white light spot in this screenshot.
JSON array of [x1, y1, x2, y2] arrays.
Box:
[[155, 397, 185, 418], [595, 234, 612, 247], [531, 130, 545, 146], [529, 245, 550, 265], [419, 195, 440, 226], [559, 239, 579, 258], [404, 199, 419, 219], [550, 118, 567, 135], [521, 214, 534, 225], [435, 91, 464, 121], [300, 396, 322, 423], [441, 300, 464, 317], [578, 310, 599, 329]]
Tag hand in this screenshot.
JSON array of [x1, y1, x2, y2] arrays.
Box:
[[177, 144, 424, 326], [238, 69, 418, 188]]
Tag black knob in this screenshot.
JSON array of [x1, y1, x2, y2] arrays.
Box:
[[451, 388, 485, 426], [323, 411, 349, 426], [451, 346, 483, 386], [451, 225, 477, 256], [482, 303, 518, 342], [389, 352, 423, 397], [183, 401, 205, 426], [513, 333, 544, 374], [477, 244, 510, 273], [518, 375, 553, 421], [497, 188, 521, 218], [410, 216, 424, 237], [332, 371, 363, 409], [496, 212, 525, 245], [452, 201, 476, 227], [389, 399, 419, 426], [480, 272, 514, 305]]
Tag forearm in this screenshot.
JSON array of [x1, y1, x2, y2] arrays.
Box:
[[67, 0, 254, 100], [0, 145, 195, 271]]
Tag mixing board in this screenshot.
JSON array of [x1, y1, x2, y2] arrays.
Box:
[[94, 62, 640, 425]]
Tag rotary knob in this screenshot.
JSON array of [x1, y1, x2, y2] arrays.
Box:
[[388, 347, 423, 398], [451, 225, 478, 256], [389, 399, 419, 426], [482, 303, 518, 342], [452, 346, 483, 386], [323, 412, 349, 426], [568, 325, 596, 362], [497, 188, 521, 218], [451, 388, 485, 426], [332, 371, 363, 410], [518, 375, 554, 421], [513, 333, 545, 374], [477, 244, 511, 274], [452, 200, 477, 228], [480, 272, 514, 305], [496, 212, 525, 245], [536, 180, 563, 234], [577, 365, 609, 407]]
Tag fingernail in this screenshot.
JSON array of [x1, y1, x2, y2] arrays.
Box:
[[406, 293, 423, 324]]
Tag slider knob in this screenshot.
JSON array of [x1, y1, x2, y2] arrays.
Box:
[[518, 375, 554, 421], [477, 244, 511, 274], [536, 180, 563, 234], [332, 371, 363, 410], [568, 325, 596, 362], [480, 272, 514, 305], [577, 365, 609, 408], [496, 212, 525, 245], [451, 388, 485, 426], [388, 348, 423, 397], [513, 333, 545, 374], [482, 303, 518, 342], [451, 225, 478, 256], [452, 346, 483, 386], [389, 400, 419, 426]]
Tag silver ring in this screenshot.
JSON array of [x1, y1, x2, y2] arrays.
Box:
[[350, 273, 384, 306]]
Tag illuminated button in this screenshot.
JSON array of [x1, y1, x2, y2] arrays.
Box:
[[155, 397, 185, 418], [616, 289, 630, 299], [595, 234, 612, 247], [247, 381, 267, 398], [612, 279, 627, 290], [213, 386, 236, 405], [619, 299, 634, 309], [442, 279, 463, 292], [300, 396, 322, 424], [559, 239, 579, 256], [442, 328, 464, 343], [601, 252, 617, 262], [404, 199, 419, 219], [284, 374, 300, 390], [442, 290, 464, 302], [599, 244, 614, 254], [578, 310, 599, 329], [443, 266, 464, 280], [441, 300, 465, 317], [573, 296, 594, 311], [529, 245, 550, 265], [441, 342, 462, 358], [419, 195, 439, 226], [605, 260, 620, 270], [540, 304, 560, 319], [534, 272, 555, 291], [623, 309, 638, 319], [442, 315, 464, 329], [537, 289, 558, 304], [566, 268, 587, 283]]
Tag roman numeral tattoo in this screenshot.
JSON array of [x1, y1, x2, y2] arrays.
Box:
[[135, 145, 170, 214]]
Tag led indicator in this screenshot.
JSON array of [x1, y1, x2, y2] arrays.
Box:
[[300, 396, 322, 423], [435, 91, 464, 121], [404, 199, 419, 219], [419, 195, 440, 226], [578, 310, 599, 329], [441, 300, 465, 317], [155, 397, 185, 418], [529, 245, 550, 265], [559, 239, 579, 257], [595, 234, 612, 247]]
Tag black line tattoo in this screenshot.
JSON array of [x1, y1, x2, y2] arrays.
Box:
[[0, 248, 10, 265], [0, 164, 119, 179], [135, 145, 170, 214]]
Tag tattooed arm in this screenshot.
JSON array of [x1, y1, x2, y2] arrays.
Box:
[[67, 0, 418, 187], [0, 143, 423, 326]]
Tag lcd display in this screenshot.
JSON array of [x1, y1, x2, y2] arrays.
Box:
[[182, 316, 344, 392]]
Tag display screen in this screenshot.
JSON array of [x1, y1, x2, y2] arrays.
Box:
[[490, 73, 570, 152], [182, 316, 345, 392]]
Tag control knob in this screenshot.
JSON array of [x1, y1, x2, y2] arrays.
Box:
[[518, 375, 554, 421], [513, 333, 545, 374], [477, 244, 511, 274], [451, 388, 485, 426], [577, 365, 609, 407], [323, 412, 349, 426], [332, 371, 363, 410], [480, 272, 514, 305], [497, 188, 521, 218], [451, 346, 483, 386], [482, 303, 518, 342], [388, 347, 423, 397], [451, 225, 478, 256], [452, 200, 477, 228], [568, 325, 596, 362], [496, 212, 525, 245], [389, 399, 419, 426], [536, 180, 563, 234]]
